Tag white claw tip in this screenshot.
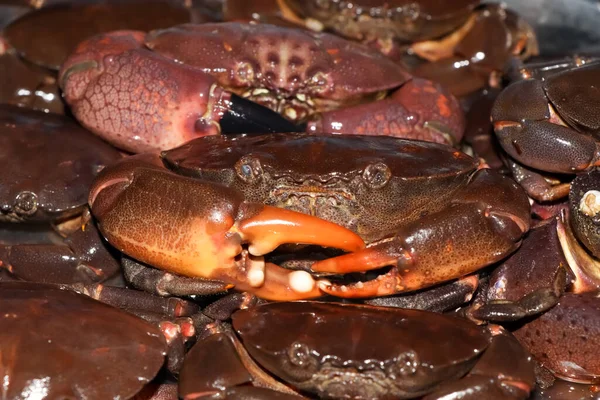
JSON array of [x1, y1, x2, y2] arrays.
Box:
[[580, 190, 600, 217], [289, 271, 315, 293], [247, 269, 265, 288], [246, 254, 265, 287]]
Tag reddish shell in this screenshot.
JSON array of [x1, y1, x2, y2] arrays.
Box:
[[145, 22, 412, 101], [232, 301, 490, 399], [0, 281, 167, 399]]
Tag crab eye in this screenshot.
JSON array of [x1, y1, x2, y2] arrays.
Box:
[[362, 162, 391, 189], [287, 342, 319, 371], [14, 191, 38, 216], [386, 350, 419, 379], [235, 155, 263, 183]]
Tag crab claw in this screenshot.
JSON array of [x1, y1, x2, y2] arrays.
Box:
[[491, 76, 600, 174], [59, 30, 303, 154], [89, 154, 364, 301], [307, 78, 465, 146], [314, 169, 531, 298]]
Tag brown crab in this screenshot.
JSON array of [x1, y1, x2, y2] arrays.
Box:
[[88, 133, 530, 301], [0, 104, 124, 284], [59, 22, 465, 153], [1, 281, 167, 400], [179, 301, 536, 399], [491, 57, 600, 202]]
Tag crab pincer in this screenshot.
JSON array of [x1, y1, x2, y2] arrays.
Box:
[[58, 30, 301, 154], [314, 168, 531, 298], [88, 154, 365, 301]]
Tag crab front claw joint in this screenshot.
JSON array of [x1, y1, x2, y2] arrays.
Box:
[[314, 169, 531, 298], [88, 154, 365, 301], [58, 30, 303, 154]]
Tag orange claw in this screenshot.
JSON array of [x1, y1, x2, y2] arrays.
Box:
[[89, 154, 364, 301], [237, 205, 365, 256], [311, 245, 406, 274]]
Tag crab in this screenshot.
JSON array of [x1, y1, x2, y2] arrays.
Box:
[[463, 216, 571, 324], [491, 57, 600, 202], [59, 22, 465, 153], [0, 104, 123, 285], [178, 301, 535, 399], [222, 1, 538, 97], [0, 281, 167, 400], [87, 133, 531, 301]]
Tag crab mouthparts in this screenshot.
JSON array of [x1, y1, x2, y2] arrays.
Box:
[[240, 88, 317, 122], [271, 187, 358, 218]]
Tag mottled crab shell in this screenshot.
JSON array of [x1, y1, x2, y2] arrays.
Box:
[[232, 301, 490, 399], [162, 133, 477, 242], [144, 22, 411, 101], [0, 104, 121, 223]]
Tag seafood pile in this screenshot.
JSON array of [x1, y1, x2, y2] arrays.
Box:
[[2, 1, 600, 399]]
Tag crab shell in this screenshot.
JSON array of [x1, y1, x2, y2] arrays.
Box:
[[227, 301, 535, 399], [144, 22, 411, 117], [0, 104, 121, 224]]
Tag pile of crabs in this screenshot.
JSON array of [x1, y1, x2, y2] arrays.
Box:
[[2, 1, 600, 399]]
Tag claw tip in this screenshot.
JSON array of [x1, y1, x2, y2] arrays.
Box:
[[247, 269, 265, 288], [289, 271, 316, 293]]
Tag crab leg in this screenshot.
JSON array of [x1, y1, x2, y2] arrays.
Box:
[[59, 30, 301, 154], [315, 169, 531, 298], [89, 154, 364, 301]]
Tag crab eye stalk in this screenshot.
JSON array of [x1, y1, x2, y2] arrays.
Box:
[[362, 162, 392, 189], [385, 350, 419, 380], [283, 341, 320, 381], [235, 155, 263, 183], [288, 342, 318, 369]]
